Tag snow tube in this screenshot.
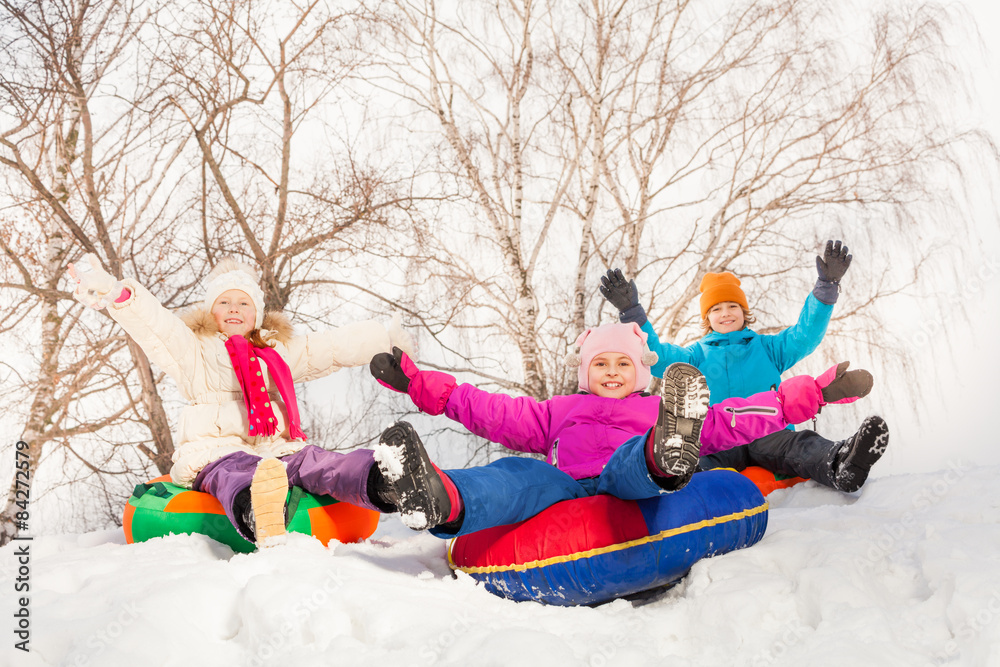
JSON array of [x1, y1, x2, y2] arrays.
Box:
[[740, 466, 808, 496], [448, 468, 768, 606], [123, 475, 378, 553]]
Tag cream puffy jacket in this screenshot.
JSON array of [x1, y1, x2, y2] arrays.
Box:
[[108, 279, 400, 486]]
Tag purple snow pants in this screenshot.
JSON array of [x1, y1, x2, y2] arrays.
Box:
[[192, 445, 380, 532]]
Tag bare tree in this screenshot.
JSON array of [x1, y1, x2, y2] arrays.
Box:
[[373, 0, 992, 407], [0, 0, 191, 541], [0, 214, 155, 542], [579, 1, 985, 354], [148, 0, 416, 315], [373, 0, 601, 400], [1, 0, 993, 533]]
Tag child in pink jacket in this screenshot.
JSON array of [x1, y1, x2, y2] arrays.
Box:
[[368, 322, 871, 537]]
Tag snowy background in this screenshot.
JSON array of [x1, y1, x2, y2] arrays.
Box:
[[4, 0, 1000, 665], [5, 465, 999, 666], [891, 0, 1000, 476]]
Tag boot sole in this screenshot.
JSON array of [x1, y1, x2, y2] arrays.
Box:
[[375, 421, 449, 531], [835, 416, 889, 493], [654, 363, 710, 476], [251, 458, 288, 547]]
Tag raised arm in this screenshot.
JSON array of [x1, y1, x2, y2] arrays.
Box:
[[763, 240, 851, 372], [69, 254, 201, 392], [599, 268, 696, 377]]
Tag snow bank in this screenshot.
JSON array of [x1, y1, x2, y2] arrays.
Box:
[[4, 464, 1000, 666]]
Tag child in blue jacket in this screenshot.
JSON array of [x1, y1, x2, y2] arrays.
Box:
[[600, 240, 888, 493]]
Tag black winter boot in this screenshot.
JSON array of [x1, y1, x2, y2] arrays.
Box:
[[832, 416, 889, 493], [374, 421, 452, 531], [649, 363, 710, 482], [366, 464, 400, 513]]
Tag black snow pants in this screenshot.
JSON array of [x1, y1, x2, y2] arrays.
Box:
[[698, 428, 840, 488]]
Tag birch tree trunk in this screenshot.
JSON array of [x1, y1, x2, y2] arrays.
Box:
[[0, 0, 177, 522], [0, 224, 66, 545]]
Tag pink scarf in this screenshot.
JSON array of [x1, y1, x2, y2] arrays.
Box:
[[224, 335, 307, 441]]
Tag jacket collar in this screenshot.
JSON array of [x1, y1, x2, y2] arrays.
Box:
[[180, 306, 294, 345], [702, 328, 756, 347]]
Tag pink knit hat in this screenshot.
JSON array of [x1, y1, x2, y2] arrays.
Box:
[[565, 322, 659, 393]]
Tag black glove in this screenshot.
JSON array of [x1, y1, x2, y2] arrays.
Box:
[[816, 240, 852, 283], [599, 268, 648, 326], [370, 346, 411, 393], [819, 361, 874, 404], [599, 269, 638, 311]]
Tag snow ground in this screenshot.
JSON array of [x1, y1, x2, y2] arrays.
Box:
[[4, 463, 999, 667]]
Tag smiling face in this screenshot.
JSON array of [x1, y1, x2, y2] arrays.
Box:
[[211, 289, 257, 338], [587, 352, 637, 399], [707, 301, 746, 334]]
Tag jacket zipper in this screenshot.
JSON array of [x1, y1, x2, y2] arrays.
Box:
[[725, 405, 779, 428]]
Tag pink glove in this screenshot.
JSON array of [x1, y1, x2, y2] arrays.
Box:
[[370, 347, 457, 416], [778, 361, 873, 424]]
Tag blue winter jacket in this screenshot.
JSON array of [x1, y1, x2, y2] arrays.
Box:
[[641, 293, 832, 405]]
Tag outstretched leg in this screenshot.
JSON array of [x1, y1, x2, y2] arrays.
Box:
[[372, 421, 587, 536], [725, 415, 889, 493], [737, 429, 838, 485], [441, 458, 589, 536], [281, 445, 386, 512]]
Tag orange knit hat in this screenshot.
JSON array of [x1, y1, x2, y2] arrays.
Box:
[[699, 272, 748, 319]]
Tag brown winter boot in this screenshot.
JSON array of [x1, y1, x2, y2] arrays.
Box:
[[249, 458, 289, 547]]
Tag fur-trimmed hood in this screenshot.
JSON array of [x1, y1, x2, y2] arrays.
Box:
[[180, 306, 295, 346]]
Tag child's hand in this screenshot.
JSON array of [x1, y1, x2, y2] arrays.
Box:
[[387, 312, 416, 359], [67, 253, 123, 309], [776, 361, 873, 424], [816, 240, 852, 283], [370, 347, 458, 415], [599, 268, 639, 312], [817, 361, 873, 404], [600, 268, 649, 326], [370, 347, 416, 393]]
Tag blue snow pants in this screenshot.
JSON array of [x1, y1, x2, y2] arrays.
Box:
[[430, 432, 671, 538]]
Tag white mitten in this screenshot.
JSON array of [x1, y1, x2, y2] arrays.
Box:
[[387, 312, 416, 359], [68, 253, 123, 309]]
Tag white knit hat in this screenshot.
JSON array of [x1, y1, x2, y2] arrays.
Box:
[[201, 258, 266, 329]]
